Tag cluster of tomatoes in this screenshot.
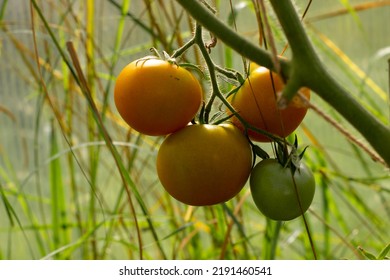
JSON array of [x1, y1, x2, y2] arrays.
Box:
[[114, 56, 315, 221]]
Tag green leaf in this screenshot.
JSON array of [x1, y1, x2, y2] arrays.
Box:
[[358, 246, 377, 260], [252, 144, 270, 160], [275, 141, 287, 166], [377, 243, 390, 260], [299, 146, 309, 161], [293, 134, 299, 149]]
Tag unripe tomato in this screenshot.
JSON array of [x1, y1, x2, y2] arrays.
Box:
[[250, 159, 315, 221], [228, 66, 310, 142], [156, 124, 252, 206], [114, 57, 203, 136]]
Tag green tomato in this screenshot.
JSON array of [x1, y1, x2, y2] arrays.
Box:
[[250, 159, 315, 221]]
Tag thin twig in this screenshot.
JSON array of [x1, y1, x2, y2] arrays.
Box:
[[309, 208, 363, 259], [307, 1, 390, 22], [259, 0, 280, 73], [297, 92, 387, 167]]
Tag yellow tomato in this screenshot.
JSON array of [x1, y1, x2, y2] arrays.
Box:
[[156, 124, 252, 206], [114, 57, 203, 136], [228, 66, 310, 142], [249, 62, 260, 72]]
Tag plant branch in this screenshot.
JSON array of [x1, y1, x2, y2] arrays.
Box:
[[183, 22, 283, 143], [176, 0, 290, 75], [269, 0, 389, 167], [176, 0, 390, 167], [171, 36, 196, 58], [193, 23, 219, 123]]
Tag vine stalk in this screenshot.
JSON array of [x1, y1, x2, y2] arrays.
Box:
[[179, 21, 284, 144], [176, 0, 390, 167]]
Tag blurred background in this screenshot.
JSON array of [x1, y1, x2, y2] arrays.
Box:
[[0, 0, 389, 260]]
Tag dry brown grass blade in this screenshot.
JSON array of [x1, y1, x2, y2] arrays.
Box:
[[308, 208, 364, 259], [0, 105, 16, 122], [307, 0, 390, 22], [219, 191, 251, 260], [66, 40, 147, 259]]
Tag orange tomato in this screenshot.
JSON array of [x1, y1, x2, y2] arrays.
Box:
[[249, 62, 260, 72], [156, 124, 252, 206], [228, 66, 310, 142], [114, 57, 203, 136]]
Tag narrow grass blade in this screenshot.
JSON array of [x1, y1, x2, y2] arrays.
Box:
[[0, 181, 15, 226], [66, 42, 167, 259], [358, 246, 377, 260], [222, 202, 255, 258], [377, 243, 390, 260], [49, 121, 70, 259], [0, 181, 36, 258], [262, 218, 282, 260], [0, 0, 8, 20], [101, 0, 131, 116], [107, 0, 158, 38]]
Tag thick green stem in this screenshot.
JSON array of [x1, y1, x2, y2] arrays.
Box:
[[269, 0, 390, 166], [175, 0, 290, 75], [176, 0, 390, 166]]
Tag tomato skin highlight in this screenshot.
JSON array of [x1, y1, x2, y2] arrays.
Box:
[[250, 159, 315, 221], [156, 124, 252, 206], [228, 66, 310, 142], [114, 57, 203, 136]]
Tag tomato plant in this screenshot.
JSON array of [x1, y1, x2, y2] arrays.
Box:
[[156, 124, 252, 206], [114, 56, 203, 136], [228, 66, 310, 142], [250, 158, 315, 221]]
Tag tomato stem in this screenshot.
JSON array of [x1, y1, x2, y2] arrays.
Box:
[[171, 36, 196, 59], [189, 22, 286, 144], [169, 11, 289, 144], [193, 23, 220, 124], [176, 0, 390, 167]]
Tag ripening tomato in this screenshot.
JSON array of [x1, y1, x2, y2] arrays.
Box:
[[228, 66, 310, 142], [249, 62, 260, 72], [156, 124, 252, 206], [250, 159, 315, 221], [114, 56, 203, 136]]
